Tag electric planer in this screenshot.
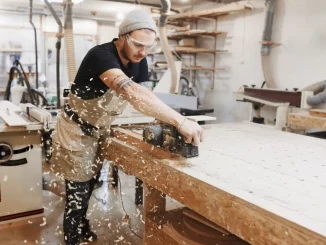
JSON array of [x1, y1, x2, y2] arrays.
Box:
[[143, 122, 199, 158]]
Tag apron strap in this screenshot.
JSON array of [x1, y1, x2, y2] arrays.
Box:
[[63, 104, 99, 137]]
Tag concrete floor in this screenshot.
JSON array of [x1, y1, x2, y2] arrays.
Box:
[[0, 170, 146, 245]]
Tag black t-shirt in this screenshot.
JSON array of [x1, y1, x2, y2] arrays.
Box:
[[71, 38, 149, 100]]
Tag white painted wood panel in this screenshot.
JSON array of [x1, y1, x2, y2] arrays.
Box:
[[173, 122, 326, 237]]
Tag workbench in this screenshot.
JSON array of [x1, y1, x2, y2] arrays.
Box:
[[104, 122, 326, 245]]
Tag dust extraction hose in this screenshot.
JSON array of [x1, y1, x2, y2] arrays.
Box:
[[159, 0, 177, 94], [64, 0, 77, 86], [29, 0, 39, 89], [301, 80, 326, 106], [261, 0, 276, 88], [44, 0, 63, 109]]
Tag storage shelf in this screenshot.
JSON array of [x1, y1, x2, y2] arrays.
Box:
[[168, 3, 250, 22], [167, 30, 227, 40], [0, 49, 23, 53], [150, 47, 228, 55], [150, 66, 226, 72]]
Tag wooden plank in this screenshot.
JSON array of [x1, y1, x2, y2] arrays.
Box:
[[168, 0, 259, 22], [143, 185, 166, 245], [105, 139, 326, 245], [167, 30, 227, 39], [144, 185, 166, 215], [150, 48, 228, 55], [170, 26, 191, 32], [309, 109, 326, 118], [260, 41, 282, 46], [151, 65, 226, 71], [110, 128, 186, 164], [105, 122, 326, 245], [145, 208, 248, 245], [288, 113, 326, 129], [185, 115, 216, 122], [0, 110, 30, 126], [0, 49, 23, 53], [183, 209, 231, 235], [172, 46, 228, 54]]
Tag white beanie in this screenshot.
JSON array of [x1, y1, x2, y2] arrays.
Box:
[[119, 9, 157, 36]]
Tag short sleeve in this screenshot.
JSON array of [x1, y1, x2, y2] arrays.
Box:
[[135, 58, 149, 83], [87, 47, 121, 76]]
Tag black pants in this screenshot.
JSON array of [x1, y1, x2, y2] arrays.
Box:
[[63, 175, 98, 245]]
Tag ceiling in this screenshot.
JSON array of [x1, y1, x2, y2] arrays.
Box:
[[0, 0, 214, 19]]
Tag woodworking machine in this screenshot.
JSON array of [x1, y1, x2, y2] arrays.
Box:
[[234, 87, 314, 129], [143, 122, 199, 158], [0, 101, 56, 223]]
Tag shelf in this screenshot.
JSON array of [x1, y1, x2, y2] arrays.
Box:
[[260, 40, 282, 46], [150, 47, 228, 55], [0, 49, 23, 53], [168, 1, 254, 22], [173, 46, 228, 54], [150, 65, 226, 72], [167, 30, 227, 40]]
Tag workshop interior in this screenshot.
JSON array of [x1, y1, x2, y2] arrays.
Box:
[[0, 0, 325, 244]]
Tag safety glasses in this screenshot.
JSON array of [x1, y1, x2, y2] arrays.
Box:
[[126, 34, 157, 53]]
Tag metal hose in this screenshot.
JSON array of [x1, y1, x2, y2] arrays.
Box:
[[159, 0, 177, 94]]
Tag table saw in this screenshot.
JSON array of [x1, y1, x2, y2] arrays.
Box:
[[0, 101, 55, 223], [104, 122, 326, 245]]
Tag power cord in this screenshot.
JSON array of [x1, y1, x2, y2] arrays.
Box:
[[117, 174, 143, 240], [90, 173, 143, 239]]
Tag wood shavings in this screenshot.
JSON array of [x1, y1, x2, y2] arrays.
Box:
[[40, 217, 47, 227]]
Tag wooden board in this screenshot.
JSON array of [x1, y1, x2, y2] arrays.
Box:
[[151, 65, 226, 71], [168, 0, 262, 22], [105, 122, 326, 245], [172, 46, 228, 54], [309, 109, 326, 118], [0, 110, 31, 126], [183, 209, 230, 235], [167, 30, 227, 40], [288, 112, 326, 129], [185, 115, 216, 122], [145, 208, 247, 245]]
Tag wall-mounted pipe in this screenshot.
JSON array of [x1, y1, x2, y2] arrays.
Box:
[[63, 0, 77, 88], [159, 0, 178, 94], [261, 0, 277, 88], [29, 0, 39, 89], [44, 0, 63, 109]]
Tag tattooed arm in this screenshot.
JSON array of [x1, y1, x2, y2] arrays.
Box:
[[100, 68, 203, 145]]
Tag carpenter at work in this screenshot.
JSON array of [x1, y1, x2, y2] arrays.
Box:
[[50, 9, 204, 245]]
